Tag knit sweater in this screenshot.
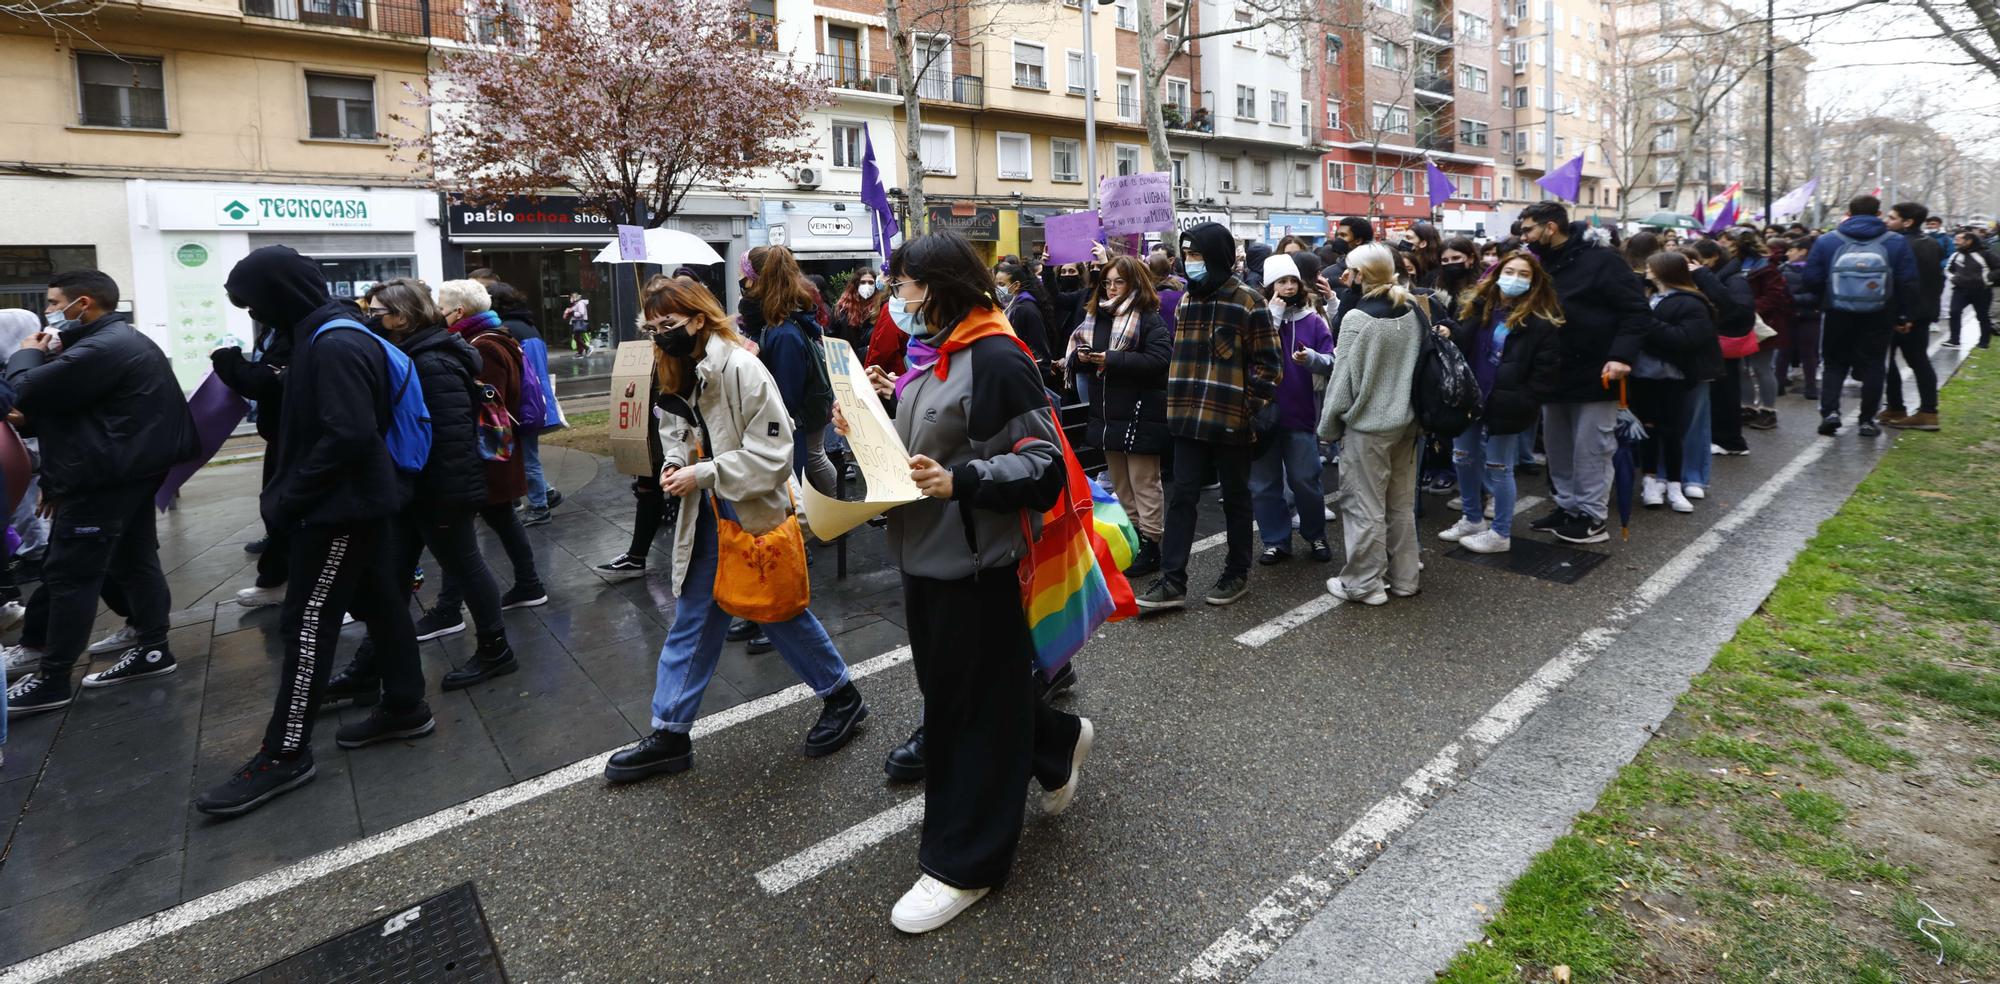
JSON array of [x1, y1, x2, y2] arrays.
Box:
[[1317, 296, 1423, 440]]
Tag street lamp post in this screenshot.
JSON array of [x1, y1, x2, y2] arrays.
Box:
[[1081, 0, 1116, 210]]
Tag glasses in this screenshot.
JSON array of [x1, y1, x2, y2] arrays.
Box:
[[882, 279, 914, 293], [366, 306, 389, 316], [1103, 277, 1128, 287]]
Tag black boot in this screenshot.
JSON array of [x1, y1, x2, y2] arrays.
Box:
[[1125, 534, 1161, 578], [320, 662, 381, 709], [441, 633, 517, 691], [804, 681, 868, 757], [604, 728, 692, 783], [1036, 662, 1079, 700], [884, 726, 925, 782], [725, 618, 759, 642]]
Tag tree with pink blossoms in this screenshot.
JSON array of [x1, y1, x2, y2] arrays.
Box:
[[396, 0, 829, 226]]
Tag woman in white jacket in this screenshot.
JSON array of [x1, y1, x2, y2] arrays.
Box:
[[603, 276, 868, 783]]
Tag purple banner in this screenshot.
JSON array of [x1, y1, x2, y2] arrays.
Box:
[[1044, 210, 1103, 265], [155, 371, 249, 511]]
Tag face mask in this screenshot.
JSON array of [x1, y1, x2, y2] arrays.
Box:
[[887, 294, 925, 336], [856, 283, 876, 300], [995, 285, 1012, 304], [363, 314, 388, 334], [1184, 261, 1207, 283], [1497, 274, 1532, 298], [1058, 275, 1082, 291], [653, 323, 699, 358], [44, 298, 81, 329]]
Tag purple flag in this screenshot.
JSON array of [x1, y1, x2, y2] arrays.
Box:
[[1534, 152, 1586, 202], [1425, 161, 1455, 211], [155, 371, 249, 511], [860, 127, 901, 266]]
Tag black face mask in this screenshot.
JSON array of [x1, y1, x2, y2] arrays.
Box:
[[363, 314, 388, 334], [1058, 274, 1083, 291], [653, 327, 699, 358]]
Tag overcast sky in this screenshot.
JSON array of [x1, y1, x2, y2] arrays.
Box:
[[1779, 0, 2000, 150]]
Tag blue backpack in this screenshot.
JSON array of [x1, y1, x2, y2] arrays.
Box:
[[1827, 230, 1893, 313], [312, 317, 433, 474]]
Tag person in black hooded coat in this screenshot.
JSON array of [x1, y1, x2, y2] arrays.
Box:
[[212, 262, 308, 604]]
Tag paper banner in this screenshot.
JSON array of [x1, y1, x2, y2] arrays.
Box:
[[1098, 172, 1175, 236], [617, 224, 647, 262], [1044, 210, 1103, 265], [801, 337, 923, 539], [155, 370, 250, 511]]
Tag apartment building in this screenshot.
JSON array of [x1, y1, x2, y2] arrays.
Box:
[[1321, 0, 1504, 237], [1492, 0, 1619, 224], [0, 0, 445, 388]]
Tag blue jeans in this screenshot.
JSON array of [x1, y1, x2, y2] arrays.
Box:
[[649, 496, 849, 732], [1681, 383, 1713, 488], [1251, 428, 1327, 547], [521, 430, 549, 508], [1452, 427, 1521, 537]]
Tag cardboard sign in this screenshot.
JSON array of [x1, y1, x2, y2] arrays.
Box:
[[616, 224, 647, 262], [1043, 210, 1103, 265], [1099, 172, 1175, 236], [608, 341, 657, 477], [800, 337, 924, 539]]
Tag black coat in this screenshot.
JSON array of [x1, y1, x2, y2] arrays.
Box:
[[1533, 223, 1651, 403], [397, 325, 486, 512], [3, 314, 196, 496], [1711, 260, 1756, 336], [1900, 229, 1945, 323], [1685, 268, 1735, 382], [1643, 290, 1718, 382], [1073, 307, 1171, 454], [1004, 290, 1060, 389], [1456, 308, 1561, 435], [211, 325, 289, 442], [261, 300, 411, 530]]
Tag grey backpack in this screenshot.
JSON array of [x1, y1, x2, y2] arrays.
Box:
[[1827, 231, 1892, 313]]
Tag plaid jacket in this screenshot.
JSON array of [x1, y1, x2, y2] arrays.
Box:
[[1165, 277, 1282, 445]]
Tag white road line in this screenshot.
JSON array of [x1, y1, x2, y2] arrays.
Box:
[[754, 796, 925, 895], [1177, 438, 1834, 981], [0, 646, 915, 984], [1231, 496, 1545, 649]]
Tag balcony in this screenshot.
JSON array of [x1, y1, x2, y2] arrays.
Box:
[[1117, 95, 1139, 120], [1417, 132, 1454, 152], [1413, 12, 1454, 42], [1414, 73, 1455, 98], [241, 0, 430, 38], [815, 53, 984, 108]]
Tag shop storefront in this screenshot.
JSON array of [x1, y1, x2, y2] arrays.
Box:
[[926, 204, 1001, 264], [1266, 213, 1328, 245], [760, 200, 883, 285], [1229, 214, 1266, 249], [130, 181, 441, 389]]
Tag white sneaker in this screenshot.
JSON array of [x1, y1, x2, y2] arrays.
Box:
[[87, 624, 139, 655], [0, 601, 22, 632], [1460, 529, 1512, 554], [235, 584, 285, 608], [1438, 518, 1489, 542], [1483, 499, 1497, 520], [1326, 577, 1388, 606], [1324, 506, 1337, 522], [1641, 475, 1666, 508], [1683, 484, 1706, 500], [1446, 495, 1464, 511], [1041, 718, 1094, 816], [3, 643, 42, 681], [1666, 482, 1694, 514], [890, 874, 991, 934]]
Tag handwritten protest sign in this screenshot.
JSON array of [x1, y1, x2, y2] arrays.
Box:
[[1098, 172, 1175, 236], [1043, 210, 1102, 265], [801, 338, 924, 539], [616, 224, 647, 262]]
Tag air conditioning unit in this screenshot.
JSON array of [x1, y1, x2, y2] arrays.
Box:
[[1173, 183, 1192, 201], [1513, 157, 1526, 166], [874, 75, 899, 94], [794, 166, 822, 189]]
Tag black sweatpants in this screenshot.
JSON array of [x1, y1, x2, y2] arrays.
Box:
[[263, 519, 422, 757], [39, 479, 171, 679], [1631, 377, 1691, 483], [253, 450, 289, 589], [435, 501, 541, 614], [396, 509, 503, 636], [1949, 286, 1994, 346], [1818, 310, 1893, 422], [1159, 437, 1255, 590], [627, 477, 669, 559], [1708, 360, 1746, 453], [1882, 324, 1939, 415], [908, 564, 1083, 890]]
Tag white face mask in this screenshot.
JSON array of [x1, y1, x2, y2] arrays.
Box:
[[856, 282, 876, 300], [44, 297, 82, 328]]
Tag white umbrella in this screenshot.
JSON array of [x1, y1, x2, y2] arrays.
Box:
[[591, 227, 724, 267]]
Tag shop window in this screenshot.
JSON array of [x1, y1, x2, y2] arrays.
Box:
[[76, 53, 167, 130], [306, 72, 376, 141]]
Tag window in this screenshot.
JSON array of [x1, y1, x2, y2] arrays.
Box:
[[1514, 85, 1528, 107], [1369, 36, 1407, 70], [830, 121, 865, 168], [1555, 136, 1565, 156], [919, 124, 956, 174], [1458, 65, 1488, 92], [1458, 12, 1489, 39], [1501, 176, 1512, 199], [1653, 126, 1676, 151], [1219, 158, 1237, 192], [1371, 102, 1409, 134], [75, 53, 167, 129], [1013, 41, 1047, 89], [1499, 87, 1511, 108], [1115, 144, 1141, 177], [1065, 50, 1097, 95], [1171, 153, 1189, 192], [997, 132, 1032, 179], [1653, 63, 1677, 86], [1655, 158, 1679, 182], [1476, 176, 1491, 200], [1658, 190, 1674, 209], [1166, 78, 1191, 113], [825, 25, 863, 87], [1326, 101, 1341, 129], [1116, 71, 1138, 120], [1251, 160, 1272, 194], [305, 72, 375, 141], [1270, 90, 1288, 125], [1653, 99, 1675, 119], [1458, 118, 1487, 146], [1354, 165, 1375, 194], [1235, 85, 1257, 119], [1551, 44, 1562, 73], [1325, 33, 1340, 63], [1114, 0, 1136, 28], [1326, 160, 1344, 190], [1292, 163, 1311, 196], [1052, 138, 1080, 181]]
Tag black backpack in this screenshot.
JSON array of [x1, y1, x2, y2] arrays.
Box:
[[1410, 308, 1482, 438]]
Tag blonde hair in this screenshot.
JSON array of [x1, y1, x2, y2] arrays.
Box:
[[1346, 243, 1414, 310], [436, 279, 491, 316]]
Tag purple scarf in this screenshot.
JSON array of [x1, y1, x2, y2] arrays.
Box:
[[894, 335, 940, 399]]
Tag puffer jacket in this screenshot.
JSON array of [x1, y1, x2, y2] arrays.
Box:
[[1455, 302, 1561, 436], [655, 333, 798, 596], [396, 324, 486, 512], [3, 314, 196, 496], [1073, 305, 1171, 454], [1642, 290, 1718, 381]]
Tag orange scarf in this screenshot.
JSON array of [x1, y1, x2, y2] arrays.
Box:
[[930, 305, 1030, 381]]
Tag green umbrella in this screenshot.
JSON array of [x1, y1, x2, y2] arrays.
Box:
[[1639, 211, 1701, 230]]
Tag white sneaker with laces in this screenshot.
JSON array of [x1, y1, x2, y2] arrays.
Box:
[[235, 585, 285, 608], [1666, 482, 1694, 514], [1446, 495, 1464, 512], [890, 874, 991, 934], [1041, 717, 1094, 816], [1641, 475, 1666, 508], [1438, 518, 1488, 542], [1326, 577, 1389, 606], [1460, 529, 1512, 554], [88, 624, 139, 655], [1683, 484, 1706, 500], [3, 643, 43, 681]]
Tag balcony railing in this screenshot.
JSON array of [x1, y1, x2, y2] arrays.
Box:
[[1413, 13, 1454, 40], [1414, 73, 1455, 96], [243, 0, 430, 36], [816, 53, 983, 108], [1417, 132, 1454, 152], [1117, 96, 1139, 120]]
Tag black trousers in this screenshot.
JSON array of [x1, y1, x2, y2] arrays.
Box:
[[263, 519, 423, 756], [1159, 437, 1255, 589], [398, 509, 503, 636], [627, 477, 669, 559], [1709, 360, 1746, 452], [1882, 324, 1940, 415], [254, 450, 290, 589], [1818, 310, 1893, 421], [39, 479, 171, 678], [1632, 378, 1691, 483], [436, 501, 541, 614], [908, 565, 1082, 889], [1949, 286, 1994, 346], [20, 581, 129, 650]]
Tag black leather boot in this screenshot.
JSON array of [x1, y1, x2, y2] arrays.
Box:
[[442, 633, 517, 691], [604, 728, 693, 783], [884, 725, 926, 782], [804, 682, 868, 757]]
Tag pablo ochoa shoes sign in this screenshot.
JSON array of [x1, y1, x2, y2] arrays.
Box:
[[214, 194, 375, 227]]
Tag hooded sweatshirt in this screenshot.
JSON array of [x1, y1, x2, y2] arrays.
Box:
[[1802, 215, 1921, 322], [218, 245, 327, 441], [1168, 222, 1282, 444]]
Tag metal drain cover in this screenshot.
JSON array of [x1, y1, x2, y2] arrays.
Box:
[[1446, 537, 1609, 584], [230, 882, 506, 983]]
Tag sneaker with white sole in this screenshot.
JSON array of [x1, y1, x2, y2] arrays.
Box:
[[594, 554, 647, 580], [890, 874, 991, 934], [1460, 529, 1511, 554], [1326, 577, 1388, 606], [413, 608, 466, 641], [1683, 484, 1706, 500], [1041, 717, 1094, 816], [83, 646, 177, 688], [0, 601, 22, 632], [1666, 482, 1694, 514], [3, 643, 44, 681], [1438, 518, 1488, 542], [235, 584, 285, 608], [1641, 475, 1666, 508], [88, 624, 140, 655]]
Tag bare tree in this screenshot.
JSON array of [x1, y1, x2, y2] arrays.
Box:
[[881, 0, 1031, 234]]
